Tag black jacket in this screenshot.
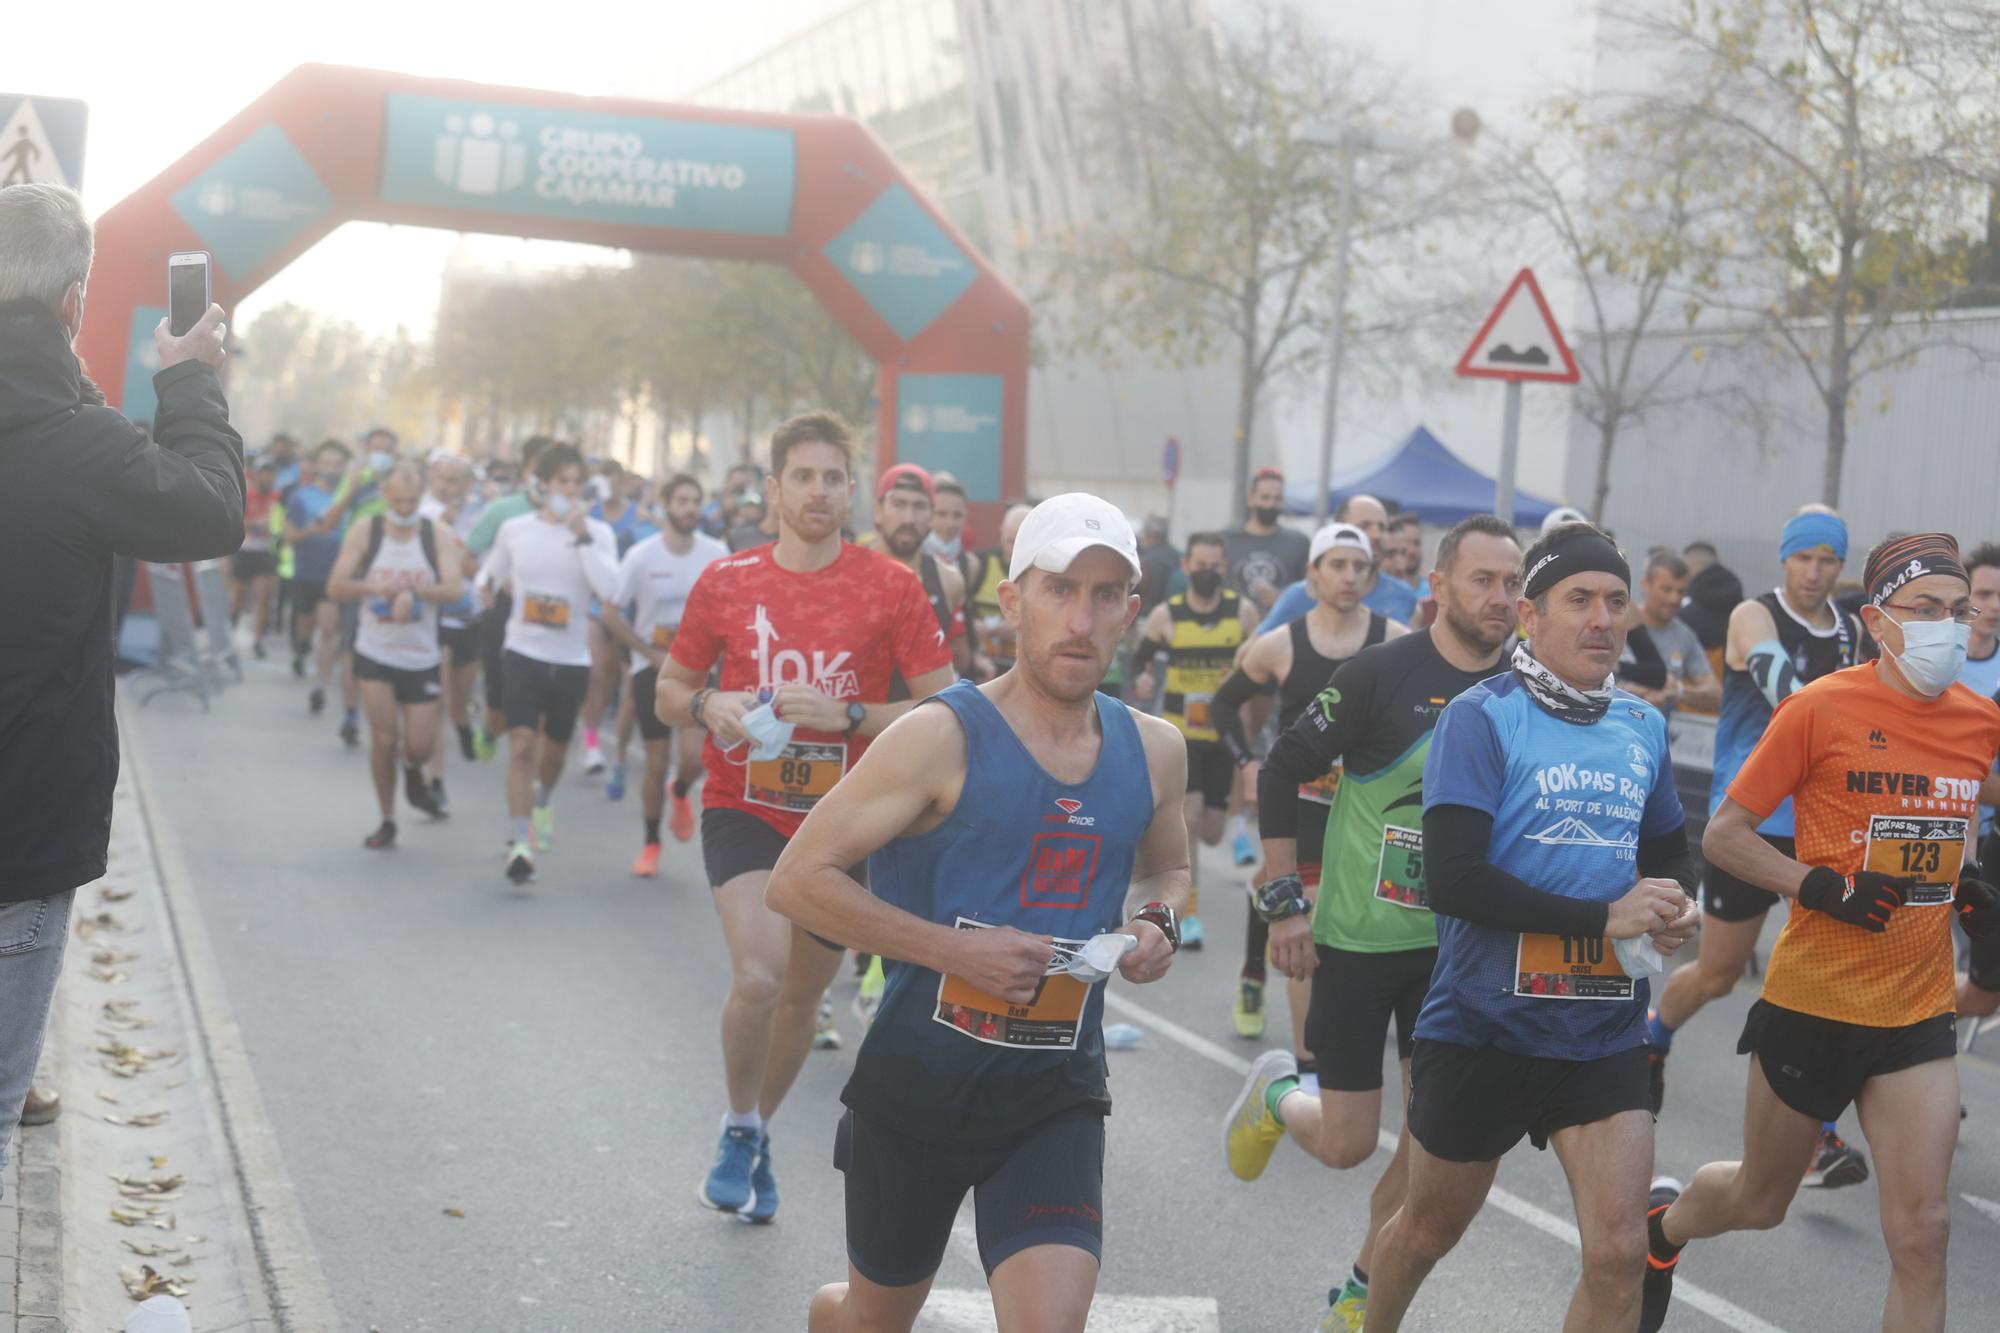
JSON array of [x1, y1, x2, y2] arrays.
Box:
[[0, 299, 244, 902], [1680, 562, 1744, 653]]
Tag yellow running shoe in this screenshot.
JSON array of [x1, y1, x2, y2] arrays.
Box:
[[1233, 974, 1267, 1039], [1320, 1280, 1367, 1331], [1222, 1048, 1295, 1181]]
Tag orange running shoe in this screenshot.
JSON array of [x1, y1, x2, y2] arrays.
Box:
[[631, 842, 662, 878], [670, 792, 696, 843]]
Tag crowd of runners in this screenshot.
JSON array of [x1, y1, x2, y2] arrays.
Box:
[[223, 412, 2000, 1332]]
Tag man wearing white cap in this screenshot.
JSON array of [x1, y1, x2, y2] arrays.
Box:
[[769, 492, 1192, 1333]]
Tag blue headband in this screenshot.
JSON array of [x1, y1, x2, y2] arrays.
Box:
[[1780, 512, 1848, 562]]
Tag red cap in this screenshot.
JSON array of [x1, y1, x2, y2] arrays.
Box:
[[876, 463, 936, 501]]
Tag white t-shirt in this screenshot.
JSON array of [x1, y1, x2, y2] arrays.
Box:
[[354, 522, 442, 672], [477, 512, 619, 667], [614, 530, 730, 676]]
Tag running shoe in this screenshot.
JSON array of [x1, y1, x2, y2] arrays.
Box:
[[1222, 1048, 1295, 1181], [430, 777, 448, 816], [669, 792, 696, 843], [631, 842, 662, 878], [406, 768, 442, 817], [606, 764, 626, 801], [1801, 1127, 1868, 1188], [699, 1124, 760, 1213], [505, 841, 535, 884], [458, 727, 478, 763], [813, 993, 843, 1050], [1320, 1279, 1367, 1332], [308, 685, 326, 716], [1230, 819, 1258, 868], [1639, 1176, 1684, 1333], [364, 821, 396, 850], [1646, 1045, 1667, 1116], [473, 724, 497, 762], [339, 714, 360, 748], [251, 639, 267, 660], [531, 806, 555, 851], [742, 1131, 779, 1223], [1233, 973, 1267, 1039], [851, 955, 886, 1024], [1180, 915, 1206, 951], [583, 745, 607, 776]]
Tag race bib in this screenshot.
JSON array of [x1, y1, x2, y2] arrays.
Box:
[[1373, 825, 1430, 910], [1862, 814, 1965, 907], [744, 740, 847, 813], [1514, 932, 1633, 1001], [934, 918, 1090, 1050], [522, 594, 570, 629], [650, 624, 676, 651], [1184, 694, 1212, 730], [1298, 763, 1343, 806]]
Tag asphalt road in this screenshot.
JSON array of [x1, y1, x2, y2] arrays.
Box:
[[122, 660, 2000, 1332]]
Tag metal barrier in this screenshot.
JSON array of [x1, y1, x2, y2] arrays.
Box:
[[190, 558, 244, 685], [130, 564, 212, 710]]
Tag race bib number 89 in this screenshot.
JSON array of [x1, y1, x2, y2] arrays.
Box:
[[744, 740, 847, 813]]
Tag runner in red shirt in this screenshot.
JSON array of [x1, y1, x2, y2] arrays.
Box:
[[231, 455, 282, 657], [655, 410, 954, 1225]]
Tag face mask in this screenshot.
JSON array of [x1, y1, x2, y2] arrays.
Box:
[[1253, 505, 1283, 526], [384, 509, 420, 530], [1883, 613, 1969, 696], [368, 450, 395, 474], [1189, 569, 1223, 597], [544, 493, 575, 520], [733, 702, 794, 762], [1057, 931, 1137, 983], [923, 531, 963, 562]]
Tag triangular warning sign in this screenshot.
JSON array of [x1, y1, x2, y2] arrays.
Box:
[[0, 99, 70, 188], [1455, 268, 1579, 384]]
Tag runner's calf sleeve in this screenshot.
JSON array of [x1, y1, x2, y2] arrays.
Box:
[[1422, 804, 1609, 938], [1211, 668, 1262, 766]]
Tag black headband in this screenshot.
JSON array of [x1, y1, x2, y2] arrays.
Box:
[[1523, 530, 1630, 602], [1865, 532, 1967, 606]]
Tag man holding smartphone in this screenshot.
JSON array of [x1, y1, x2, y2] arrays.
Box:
[[0, 183, 244, 1166]]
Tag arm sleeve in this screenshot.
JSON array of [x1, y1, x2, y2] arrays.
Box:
[[84, 363, 245, 562], [1637, 823, 1700, 897], [890, 570, 954, 678], [668, 569, 723, 673], [1727, 689, 1814, 820], [1423, 804, 1611, 937], [1744, 639, 1797, 708], [1210, 668, 1262, 766], [1257, 656, 1371, 840]]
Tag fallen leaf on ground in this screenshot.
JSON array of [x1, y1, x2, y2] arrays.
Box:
[[120, 1241, 182, 1257], [110, 1173, 187, 1197], [101, 886, 136, 902], [104, 1111, 168, 1128], [119, 1265, 188, 1300], [100, 1000, 154, 1031], [76, 911, 135, 940], [87, 966, 129, 984], [95, 1090, 119, 1104], [109, 1207, 152, 1227], [443, 1207, 465, 1218]]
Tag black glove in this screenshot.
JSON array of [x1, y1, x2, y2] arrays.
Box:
[[1956, 867, 2000, 942], [1797, 866, 1911, 933]]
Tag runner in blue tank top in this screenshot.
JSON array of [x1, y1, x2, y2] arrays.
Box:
[[768, 493, 1192, 1333], [1362, 521, 1701, 1333]]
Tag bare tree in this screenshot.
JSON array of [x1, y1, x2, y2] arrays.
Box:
[[1609, 0, 2000, 505]]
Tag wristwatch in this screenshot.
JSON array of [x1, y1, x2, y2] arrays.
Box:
[[1250, 872, 1312, 924], [844, 701, 867, 734], [1132, 901, 1181, 953]]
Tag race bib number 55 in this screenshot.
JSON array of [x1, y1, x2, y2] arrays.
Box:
[[1863, 814, 1965, 907], [934, 918, 1089, 1050], [1514, 932, 1632, 1001]]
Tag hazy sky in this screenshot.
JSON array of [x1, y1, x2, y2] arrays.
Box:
[[11, 0, 1589, 337]]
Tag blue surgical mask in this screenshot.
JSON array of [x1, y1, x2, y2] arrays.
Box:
[[384, 509, 420, 530], [737, 702, 795, 762], [544, 493, 575, 521], [1883, 613, 1969, 696], [368, 450, 396, 474]]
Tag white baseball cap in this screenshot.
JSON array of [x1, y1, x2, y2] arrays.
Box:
[[1540, 505, 1588, 536], [1008, 493, 1142, 583], [1309, 522, 1373, 566]]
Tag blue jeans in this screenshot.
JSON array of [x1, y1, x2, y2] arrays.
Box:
[[0, 890, 75, 1186]]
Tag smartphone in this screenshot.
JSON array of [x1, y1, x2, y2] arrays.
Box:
[[167, 251, 211, 337]]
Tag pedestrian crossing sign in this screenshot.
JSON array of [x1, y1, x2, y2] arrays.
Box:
[[0, 94, 88, 190]]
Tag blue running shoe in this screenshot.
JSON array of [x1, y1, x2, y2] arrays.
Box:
[[606, 763, 626, 801], [699, 1124, 759, 1212], [1231, 824, 1257, 868], [742, 1130, 779, 1224]]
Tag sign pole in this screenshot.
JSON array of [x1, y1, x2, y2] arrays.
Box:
[[1496, 379, 1522, 527]]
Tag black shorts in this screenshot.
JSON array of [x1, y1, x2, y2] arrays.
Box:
[[835, 1106, 1105, 1288], [438, 622, 480, 662], [632, 667, 671, 742], [232, 548, 277, 580], [291, 578, 328, 625], [1305, 945, 1437, 1091], [1406, 1040, 1651, 1162], [701, 808, 862, 950], [1702, 833, 1792, 921], [1185, 738, 1233, 811], [353, 652, 441, 706], [500, 650, 590, 741], [1737, 999, 1958, 1122]]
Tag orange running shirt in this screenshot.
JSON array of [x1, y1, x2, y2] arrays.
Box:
[[1728, 664, 2000, 1027]]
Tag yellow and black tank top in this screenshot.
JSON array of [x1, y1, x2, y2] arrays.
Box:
[[1163, 591, 1243, 742]]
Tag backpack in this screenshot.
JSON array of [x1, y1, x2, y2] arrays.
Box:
[[362, 514, 439, 578]]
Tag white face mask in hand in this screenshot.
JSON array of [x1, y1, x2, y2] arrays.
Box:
[[724, 702, 794, 762], [1056, 931, 1138, 983]]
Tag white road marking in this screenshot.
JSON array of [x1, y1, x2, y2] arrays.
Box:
[[1101, 990, 1790, 1333], [1963, 1193, 2000, 1226], [919, 1288, 1221, 1332]]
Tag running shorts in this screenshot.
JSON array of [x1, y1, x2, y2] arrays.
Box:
[[1184, 738, 1233, 811], [353, 653, 441, 706], [1405, 1040, 1651, 1162], [231, 549, 277, 580], [700, 808, 863, 952], [1736, 999, 1957, 1122], [500, 649, 590, 741], [290, 579, 328, 627], [1305, 945, 1437, 1091], [1701, 834, 1791, 921], [632, 667, 672, 742], [438, 622, 480, 662], [835, 1105, 1105, 1288]]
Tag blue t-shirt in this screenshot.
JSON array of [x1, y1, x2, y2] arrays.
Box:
[[1418, 671, 1683, 1059], [1365, 573, 1420, 624], [1264, 579, 1314, 630], [593, 501, 661, 557], [285, 484, 343, 581]]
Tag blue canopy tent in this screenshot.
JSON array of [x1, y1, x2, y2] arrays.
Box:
[[1282, 425, 1565, 527]]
